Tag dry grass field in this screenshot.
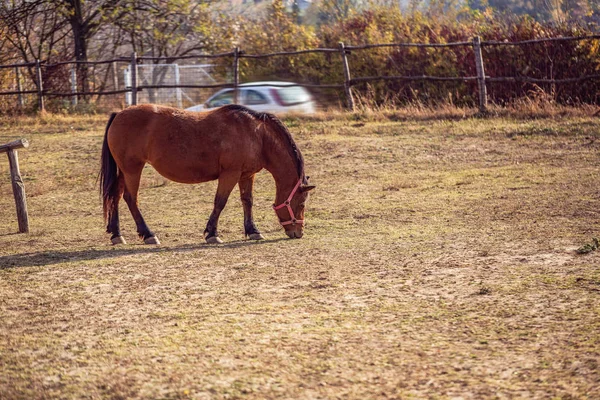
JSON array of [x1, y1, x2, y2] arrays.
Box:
[[1, 109, 599, 399]]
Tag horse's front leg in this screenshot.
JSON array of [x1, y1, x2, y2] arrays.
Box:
[[239, 174, 264, 240], [204, 171, 240, 244]]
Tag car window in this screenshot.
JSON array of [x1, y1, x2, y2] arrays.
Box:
[[276, 86, 312, 106], [207, 90, 233, 108], [244, 89, 269, 105]]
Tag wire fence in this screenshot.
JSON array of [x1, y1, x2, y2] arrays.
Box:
[[1, 34, 599, 113]]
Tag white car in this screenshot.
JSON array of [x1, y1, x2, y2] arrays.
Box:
[[186, 81, 316, 114]]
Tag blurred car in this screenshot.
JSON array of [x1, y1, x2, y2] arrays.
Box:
[[186, 81, 316, 114]]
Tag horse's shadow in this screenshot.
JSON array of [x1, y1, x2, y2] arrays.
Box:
[[0, 238, 288, 270]]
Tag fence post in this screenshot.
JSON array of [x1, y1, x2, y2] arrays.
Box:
[[70, 66, 78, 106], [174, 64, 182, 108], [35, 59, 45, 112], [15, 67, 24, 108], [233, 47, 240, 105], [112, 61, 119, 91], [472, 36, 488, 113], [338, 42, 355, 111], [1, 139, 30, 233], [131, 52, 138, 106]]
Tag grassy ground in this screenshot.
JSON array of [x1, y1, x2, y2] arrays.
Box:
[[1, 109, 599, 399]]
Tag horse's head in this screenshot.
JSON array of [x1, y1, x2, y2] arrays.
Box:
[[273, 178, 316, 239]]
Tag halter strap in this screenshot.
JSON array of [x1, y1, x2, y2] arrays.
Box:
[[273, 179, 303, 226]]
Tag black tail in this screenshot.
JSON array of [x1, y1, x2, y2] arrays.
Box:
[[99, 112, 119, 225]]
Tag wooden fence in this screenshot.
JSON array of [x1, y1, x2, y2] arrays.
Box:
[[1, 35, 599, 112], [1, 138, 29, 233]]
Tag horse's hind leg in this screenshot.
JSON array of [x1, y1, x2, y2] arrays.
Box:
[[122, 166, 160, 245], [204, 171, 241, 244], [239, 174, 264, 240], [107, 174, 126, 244]]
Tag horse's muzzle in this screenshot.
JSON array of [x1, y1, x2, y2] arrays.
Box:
[[286, 230, 303, 239]]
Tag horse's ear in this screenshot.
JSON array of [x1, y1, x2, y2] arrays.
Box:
[[301, 184, 316, 193]]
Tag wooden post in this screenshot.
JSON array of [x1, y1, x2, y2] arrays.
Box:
[[90, 63, 96, 93], [71, 66, 78, 106], [473, 36, 488, 113], [15, 67, 24, 108], [339, 42, 355, 111], [35, 59, 45, 112], [131, 52, 138, 106], [0, 139, 30, 233], [233, 47, 240, 105], [174, 64, 182, 108], [112, 61, 119, 91]]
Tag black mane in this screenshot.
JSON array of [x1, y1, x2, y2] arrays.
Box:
[[221, 104, 304, 179]]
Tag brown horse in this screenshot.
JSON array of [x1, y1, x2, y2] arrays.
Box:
[[99, 104, 315, 245]]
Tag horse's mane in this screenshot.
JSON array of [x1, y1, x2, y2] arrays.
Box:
[[221, 104, 304, 178]]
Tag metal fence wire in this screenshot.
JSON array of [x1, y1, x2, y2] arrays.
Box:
[[125, 64, 217, 108]]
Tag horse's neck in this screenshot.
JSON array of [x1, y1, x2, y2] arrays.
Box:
[[263, 139, 301, 204]]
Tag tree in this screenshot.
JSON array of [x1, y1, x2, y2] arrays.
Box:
[[470, 0, 598, 23], [107, 0, 215, 103], [110, 0, 212, 60], [60, 0, 124, 63], [0, 10, 17, 64], [0, 0, 72, 96], [0, 0, 126, 62], [0, 0, 126, 94], [0, 1, 70, 64], [306, 0, 366, 26], [235, 0, 320, 82]]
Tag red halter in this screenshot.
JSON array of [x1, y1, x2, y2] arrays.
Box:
[[273, 179, 303, 226]]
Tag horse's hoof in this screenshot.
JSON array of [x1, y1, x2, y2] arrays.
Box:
[[144, 236, 160, 245], [111, 236, 127, 245], [248, 233, 265, 240], [206, 236, 223, 244]]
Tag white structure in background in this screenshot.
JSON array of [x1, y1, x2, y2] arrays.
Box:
[[186, 82, 316, 115], [124, 64, 215, 108]]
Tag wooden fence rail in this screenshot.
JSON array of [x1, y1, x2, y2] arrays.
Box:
[[1, 35, 599, 112], [0, 139, 30, 233]]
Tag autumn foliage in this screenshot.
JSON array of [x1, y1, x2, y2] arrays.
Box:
[[232, 4, 600, 106], [0, 0, 599, 110]]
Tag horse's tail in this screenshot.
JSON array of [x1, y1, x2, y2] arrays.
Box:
[[99, 112, 119, 225]]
